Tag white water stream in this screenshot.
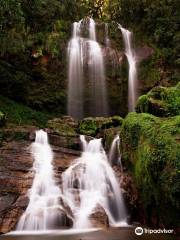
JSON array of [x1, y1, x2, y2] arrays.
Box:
[[118, 24, 138, 112], [67, 18, 108, 119], [17, 131, 127, 230]]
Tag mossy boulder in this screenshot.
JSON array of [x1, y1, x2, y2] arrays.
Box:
[[121, 112, 180, 227], [47, 116, 78, 136], [136, 83, 180, 117], [78, 116, 123, 136], [0, 111, 6, 127]]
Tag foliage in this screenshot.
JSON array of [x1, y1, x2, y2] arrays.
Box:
[[107, 0, 180, 67], [0, 95, 50, 127], [121, 112, 180, 226], [79, 0, 109, 19]]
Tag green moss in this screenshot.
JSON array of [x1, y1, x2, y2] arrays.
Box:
[[0, 95, 50, 127], [136, 84, 180, 117], [121, 112, 180, 226], [78, 116, 123, 136], [139, 57, 161, 90]]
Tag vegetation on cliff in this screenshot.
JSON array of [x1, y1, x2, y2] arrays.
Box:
[[121, 112, 180, 227], [136, 83, 180, 117], [0, 95, 50, 127], [0, 0, 179, 115]]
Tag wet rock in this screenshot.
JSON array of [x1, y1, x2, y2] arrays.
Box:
[[0, 207, 24, 234], [0, 125, 37, 142], [47, 116, 82, 150], [89, 206, 109, 228], [48, 133, 81, 150], [0, 194, 17, 213]]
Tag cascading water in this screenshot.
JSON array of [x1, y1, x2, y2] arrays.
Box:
[[105, 23, 110, 47], [67, 22, 84, 119], [62, 135, 127, 228], [67, 18, 108, 119], [118, 24, 138, 112], [88, 40, 108, 116], [89, 18, 96, 41], [17, 130, 66, 231], [109, 135, 122, 167]]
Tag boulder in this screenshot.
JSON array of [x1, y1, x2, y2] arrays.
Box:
[[47, 116, 82, 150], [89, 206, 109, 228], [78, 116, 123, 136], [47, 116, 78, 136]]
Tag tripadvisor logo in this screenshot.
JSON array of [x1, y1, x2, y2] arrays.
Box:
[[135, 227, 143, 235], [135, 227, 174, 235]]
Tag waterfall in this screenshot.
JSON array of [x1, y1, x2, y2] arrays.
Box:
[[109, 135, 122, 168], [88, 40, 108, 116], [67, 22, 84, 119], [105, 23, 110, 47], [67, 18, 108, 119], [62, 135, 127, 228], [17, 130, 66, 231], [89, 18, 96, 41], [118, 24, 138, 112]]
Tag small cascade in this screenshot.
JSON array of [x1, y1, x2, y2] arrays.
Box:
[[118, 24, 138, 112], [62, 135, 127, 228], [17, 130, 66, 231], [108, 135, 122, 168], [89, 18, 96, 41], [67, 18, 108, 119]]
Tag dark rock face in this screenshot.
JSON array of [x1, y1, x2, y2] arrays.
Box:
[[0, 141, 33, 233]]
